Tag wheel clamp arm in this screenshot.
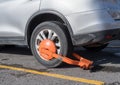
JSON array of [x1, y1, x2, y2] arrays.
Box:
[[41, 49, 93, 69]]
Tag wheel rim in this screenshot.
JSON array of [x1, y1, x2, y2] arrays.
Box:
[[35, 29, 61, 61]]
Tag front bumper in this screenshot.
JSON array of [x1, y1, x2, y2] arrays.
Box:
[[66, 10, 120, 45]]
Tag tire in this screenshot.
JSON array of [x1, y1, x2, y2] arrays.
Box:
[[30, 21, 72, 68], [83, 43, 108, 52]]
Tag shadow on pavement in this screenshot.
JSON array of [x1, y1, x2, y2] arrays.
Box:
[[0, 45, 32, 55], [74, 47, 120, 72], [0, 45, 120, 72]]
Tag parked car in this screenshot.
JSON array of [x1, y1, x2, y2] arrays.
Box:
[[0, 0, 120, 67]]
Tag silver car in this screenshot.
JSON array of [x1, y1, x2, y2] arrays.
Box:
[[0, 0, 120, 67]]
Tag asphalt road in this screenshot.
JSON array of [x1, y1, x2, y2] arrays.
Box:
[[0, 40, 120, 85]]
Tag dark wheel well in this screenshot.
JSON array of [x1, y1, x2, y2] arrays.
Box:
[[27, 13, 71, 46]]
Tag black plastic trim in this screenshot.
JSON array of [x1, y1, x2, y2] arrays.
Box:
[[73, 29, 120, 46]]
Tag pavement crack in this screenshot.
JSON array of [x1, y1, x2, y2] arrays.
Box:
[[10, 73, 29, 78], [1, 58, 9, 61]]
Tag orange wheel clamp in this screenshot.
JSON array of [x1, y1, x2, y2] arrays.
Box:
[[39, 39, 93, 69]]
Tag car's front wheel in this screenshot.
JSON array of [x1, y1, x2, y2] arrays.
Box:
[[30, 21, 72, 68]]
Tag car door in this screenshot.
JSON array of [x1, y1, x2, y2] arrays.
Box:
[[0, 0, 41, 39]]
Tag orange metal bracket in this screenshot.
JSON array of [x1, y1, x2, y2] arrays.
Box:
[[39, 39, 93, 70]]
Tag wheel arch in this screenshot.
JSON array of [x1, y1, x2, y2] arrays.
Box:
[[25, 10, 74, 46]]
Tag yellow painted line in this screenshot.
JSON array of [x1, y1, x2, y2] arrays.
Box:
[[0, 65, 104, 85]]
